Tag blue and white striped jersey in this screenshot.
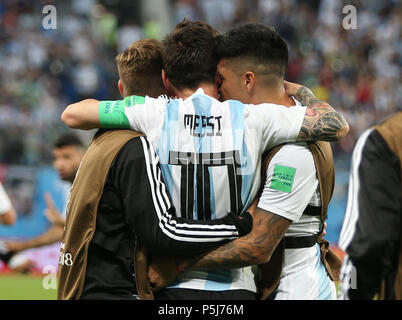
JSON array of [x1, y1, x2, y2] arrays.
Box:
[[99, 88, 306, 292]]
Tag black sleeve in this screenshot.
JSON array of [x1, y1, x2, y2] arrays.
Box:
[[340, 129, 401, 299], [115, 136, 252, 256]]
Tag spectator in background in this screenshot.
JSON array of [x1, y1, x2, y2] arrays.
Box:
[[117, 20, 144, 51], [0, 1, 116, 166]]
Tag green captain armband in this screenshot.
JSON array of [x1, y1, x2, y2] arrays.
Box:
[[99, 100, 130, 129]]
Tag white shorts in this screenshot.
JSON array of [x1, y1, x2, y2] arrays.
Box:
[[274, 243, 337, 300]]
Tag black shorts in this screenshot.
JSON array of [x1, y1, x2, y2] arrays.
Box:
[[154, 288, 256, 300]]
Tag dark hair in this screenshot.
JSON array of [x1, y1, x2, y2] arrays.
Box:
[[162, 19, 220, 90], [116, 39, 165, 97], [214, 23, 288, 78], [54, 134, 84, 149]]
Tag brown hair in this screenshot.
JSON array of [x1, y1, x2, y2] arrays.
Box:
[[162, 19, 220, 90], [116, 39, 165, 98]]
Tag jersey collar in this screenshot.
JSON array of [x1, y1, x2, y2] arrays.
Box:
[[184, 88, 206, 101]]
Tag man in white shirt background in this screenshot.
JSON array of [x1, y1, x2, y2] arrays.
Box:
[[1, 135, 85, 272]]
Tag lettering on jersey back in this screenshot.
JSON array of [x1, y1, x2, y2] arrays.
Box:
[[184, 114, 222, 137]]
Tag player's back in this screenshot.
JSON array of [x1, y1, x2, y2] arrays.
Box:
[[148, 89, 305, 221]]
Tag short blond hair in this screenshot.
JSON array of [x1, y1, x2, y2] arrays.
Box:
[[116, 39, 165, 97]]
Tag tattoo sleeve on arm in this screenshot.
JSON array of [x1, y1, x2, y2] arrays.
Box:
[[180, 209, 292, 270], [295, 86, 349, 142]]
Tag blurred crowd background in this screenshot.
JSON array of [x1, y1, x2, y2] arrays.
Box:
[[0, 0, 400, 246]]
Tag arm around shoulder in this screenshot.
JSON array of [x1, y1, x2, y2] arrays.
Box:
[[61, 99, 101, 130], [177, 207, 292, 270], [285, 82, 349, 142]]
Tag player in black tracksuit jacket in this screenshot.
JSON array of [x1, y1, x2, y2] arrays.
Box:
[[339, 112, 402, 300]]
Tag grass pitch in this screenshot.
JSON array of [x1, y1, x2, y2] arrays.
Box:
[[0, 274, 57, 300], [0, 274, 342, 300]]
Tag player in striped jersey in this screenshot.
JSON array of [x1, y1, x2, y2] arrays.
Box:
[[214, 24, 338, 300], [61, 20, 349, 299]]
